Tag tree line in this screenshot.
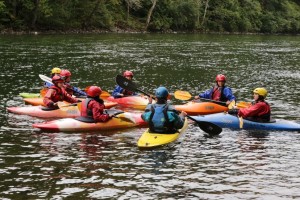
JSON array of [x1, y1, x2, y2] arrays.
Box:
[[1, 0, 300, 34]]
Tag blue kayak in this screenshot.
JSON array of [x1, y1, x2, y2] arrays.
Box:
[[190, 113, 300, 131]]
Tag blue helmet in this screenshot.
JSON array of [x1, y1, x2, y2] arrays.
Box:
[[155, 87, 169, 98]]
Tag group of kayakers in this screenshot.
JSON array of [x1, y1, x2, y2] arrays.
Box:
[[42, 67, 271, 134]]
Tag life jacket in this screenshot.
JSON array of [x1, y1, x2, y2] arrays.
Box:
[[247, 101, 271, 122], [211, 86, 226, 102], [148, 104, 176, 133], [80, 98, 94, 118]]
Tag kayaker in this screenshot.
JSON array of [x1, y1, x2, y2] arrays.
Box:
[[43, 75, 79, 109], [194, 74, 236, 105], [229, 87, 271, 122], [44, 67, 61, 88], [112, 70, 137, 98], [80, 86, 110, 122], [142, 86, 187, 133], [60, 69, 87, 97]]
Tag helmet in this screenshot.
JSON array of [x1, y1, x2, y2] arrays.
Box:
[[123, 70, 134, 77], [253, 88, 268, 98], [155, 87, 169, 98], [216, 74, 226, 82], [86, 86, 102, 97], [51, 67, 61, 74], [60, 69, 71, 77], [52, 75, 64, 83]]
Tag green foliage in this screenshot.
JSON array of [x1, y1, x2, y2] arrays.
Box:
[[0, 0, 300, 33]]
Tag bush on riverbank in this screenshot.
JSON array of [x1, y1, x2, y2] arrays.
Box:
[[0, 0, 300, 34]]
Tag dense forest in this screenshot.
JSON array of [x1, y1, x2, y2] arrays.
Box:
[[1, 0, 300, 34]]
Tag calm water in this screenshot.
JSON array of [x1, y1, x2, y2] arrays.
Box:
[[0, 34, 300, 199]]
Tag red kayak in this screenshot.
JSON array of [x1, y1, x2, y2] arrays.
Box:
[[107, 96, 150, 110], [174, 101, 228, 115], [33, 111, 147, 132], [7, 102, 118, 118]]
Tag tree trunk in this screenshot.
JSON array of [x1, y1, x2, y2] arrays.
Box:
[[31, 0, 40, 30], [195, 0, 202, 29], [145, 0, 157, 31], [201, 0, 209, 26], [83, 0, 101, 28]]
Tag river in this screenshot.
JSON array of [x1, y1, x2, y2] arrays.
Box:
[[0, 33, 300, 199]]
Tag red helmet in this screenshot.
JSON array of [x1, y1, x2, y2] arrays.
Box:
[[60, 69, 71, 77], [86, 86, 102, 97], [52, 75, 64, 83], [216, 74, 226, 82], [123, 70, 133, 77]]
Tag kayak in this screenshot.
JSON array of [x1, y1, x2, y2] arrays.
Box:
[[137, 118, 188, 148], [32, 112, 147, 132], [22, 97, 117, 108], [19, 93, 40, 98], [107, 96, 151, 110], [174, 101, 228, 115], [23, 97, 84, 106], [190, 113, 300, 131], [7, 102, 118, 118]]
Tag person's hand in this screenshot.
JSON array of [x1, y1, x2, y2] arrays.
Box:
[[194, 96, 200, 100], [226, 100, 231, 105], [228, 109, 239, 115], [180, 111, 187, 117]]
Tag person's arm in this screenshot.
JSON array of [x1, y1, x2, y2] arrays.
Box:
[[198, 88, 213, 99], [43, 89, 56, 108], [112, 85, 124, 98], [62, 89, 78, 103], [224, 87, 236, 101], [72, 86, 87, 97], [238, 104, 263, 118]]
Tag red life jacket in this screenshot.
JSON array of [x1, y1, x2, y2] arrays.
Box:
[[211, 86, 223, 101]]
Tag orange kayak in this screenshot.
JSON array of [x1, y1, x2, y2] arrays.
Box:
[[7, 102, 117, 118], [23, 97, 117, 109], [32, 112, 147, 132], [107, 96, 150, 110], [174, 102, 228, 115]]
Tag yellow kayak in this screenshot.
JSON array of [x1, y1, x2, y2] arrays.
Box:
[[137, 118, 188, 148]]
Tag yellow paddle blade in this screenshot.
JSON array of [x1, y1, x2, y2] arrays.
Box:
[[228, 100, 236, 109], [57, 101, 79, 111], [174, 90, 192, 100], [236, 101, 251, 108]]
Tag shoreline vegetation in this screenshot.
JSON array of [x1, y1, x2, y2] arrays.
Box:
[[1, 0, 300, 35]]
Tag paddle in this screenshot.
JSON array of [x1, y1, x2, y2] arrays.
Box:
[[39, 74, 110, 99], [115, 75, 222, 135], [174, 90, 250, 108]]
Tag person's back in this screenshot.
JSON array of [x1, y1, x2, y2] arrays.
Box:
[[142, 86, 186, 133], [80, 86, 110, 123]]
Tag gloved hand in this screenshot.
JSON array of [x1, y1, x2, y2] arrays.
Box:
[[228, 109, 239, 115]]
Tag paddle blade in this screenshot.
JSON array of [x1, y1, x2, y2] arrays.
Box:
[[115, 75, 138, 92], [174, 90, 192, 100], [197, 121, 222, 135], [239, 117, 244, 128], [228, 100, 236, 109], [236, 101, 251, 108], [39, 74, 53, 84]]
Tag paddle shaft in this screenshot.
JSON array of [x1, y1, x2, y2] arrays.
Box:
[[198, 98, 227, 106]]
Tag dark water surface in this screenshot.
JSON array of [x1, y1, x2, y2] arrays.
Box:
[[0, 34, 300, 199]]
